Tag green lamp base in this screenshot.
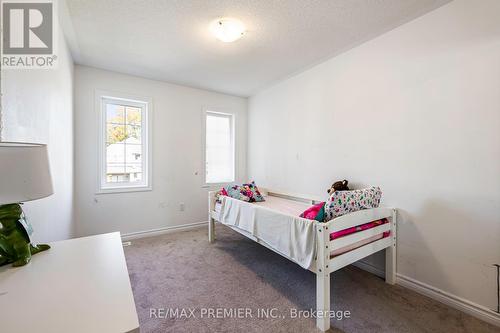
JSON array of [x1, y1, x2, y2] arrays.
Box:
[[0, 203, 50, 267]]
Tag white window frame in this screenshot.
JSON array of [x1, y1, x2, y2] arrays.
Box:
[[202, 108, 236, 187], [96, 90, 153, 194]]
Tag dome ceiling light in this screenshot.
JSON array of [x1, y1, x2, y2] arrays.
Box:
[[210, 18, 246, 43]]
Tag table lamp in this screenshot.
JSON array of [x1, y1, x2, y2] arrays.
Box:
[[0, 142, 53, 267]]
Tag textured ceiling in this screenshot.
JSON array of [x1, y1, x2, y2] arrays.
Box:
[[66, 0, 451, 97]]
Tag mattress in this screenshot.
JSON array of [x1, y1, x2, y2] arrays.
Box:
[[214, 195, 310, 216]]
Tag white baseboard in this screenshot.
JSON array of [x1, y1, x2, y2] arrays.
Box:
[[352, 260, 500, 327], [121, 221, 208, 241], [396, 273, 500, 327]]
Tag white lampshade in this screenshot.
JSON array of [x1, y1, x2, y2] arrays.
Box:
[[0, 142, 54, 205]]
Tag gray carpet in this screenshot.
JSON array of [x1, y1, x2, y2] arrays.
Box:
[[124, 225, 500, 333]]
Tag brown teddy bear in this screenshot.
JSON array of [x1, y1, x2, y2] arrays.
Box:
[[327, 180, 350, 195]]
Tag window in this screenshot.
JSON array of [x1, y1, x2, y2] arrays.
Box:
[[204, 111, 235, 184], [98, 92, 151, 193]]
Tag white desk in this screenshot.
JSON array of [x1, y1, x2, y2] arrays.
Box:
[[0, 232, 139, 333]]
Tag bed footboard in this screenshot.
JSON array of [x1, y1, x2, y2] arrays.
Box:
[[315, 207, 397, 331], [323, 207, 397, 282]]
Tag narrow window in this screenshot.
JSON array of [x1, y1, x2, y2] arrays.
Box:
[[205, 111, 235, 184], [98, 94, 151, 192]]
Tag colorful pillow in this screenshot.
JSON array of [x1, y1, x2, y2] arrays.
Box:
[[215, 187, 229, 202], [300, 202, 326, 222], [315, 203, 326, 222], [217, 181, 265, 203], [324, 187, 382, 221], [225, 184, 252, 202], [241, 181, 265, 202]]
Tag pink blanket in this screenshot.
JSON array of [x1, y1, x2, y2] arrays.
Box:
[[329, 218, 391, 257], [330, 218, 389, 240]]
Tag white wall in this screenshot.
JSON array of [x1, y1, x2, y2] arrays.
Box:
[[248, 0, 500, 313], [0, 17, 75, 242], [74, 66, 247, 237]]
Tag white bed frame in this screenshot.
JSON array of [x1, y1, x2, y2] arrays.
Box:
[[208, 189, 397, 332]]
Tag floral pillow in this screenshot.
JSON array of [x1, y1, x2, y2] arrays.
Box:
[[225, 184, 252, 202], [215, 187, 229, 202], [217, 181, 265, 203], [241, 181, 265, 202], [324, 187, 382, 221]]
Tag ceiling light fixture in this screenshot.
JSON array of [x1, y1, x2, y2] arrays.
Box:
[[210, 18, 246, 43]]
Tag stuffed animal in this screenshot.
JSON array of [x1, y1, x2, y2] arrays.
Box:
[[0, 204, 50, 267], [327, 180, 350, 195]]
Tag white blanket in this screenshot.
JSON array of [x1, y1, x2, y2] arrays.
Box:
[[218, 196, 317, 269]]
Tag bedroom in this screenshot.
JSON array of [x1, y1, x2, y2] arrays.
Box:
[[0, 0, 499, 332]]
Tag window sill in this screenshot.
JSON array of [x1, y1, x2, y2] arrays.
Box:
[[96, 185, 152, 195]]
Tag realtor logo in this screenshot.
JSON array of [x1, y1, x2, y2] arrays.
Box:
[[1, 0, 57, 68]]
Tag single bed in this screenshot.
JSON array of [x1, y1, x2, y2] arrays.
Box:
[[208, 188, 397, 332]]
